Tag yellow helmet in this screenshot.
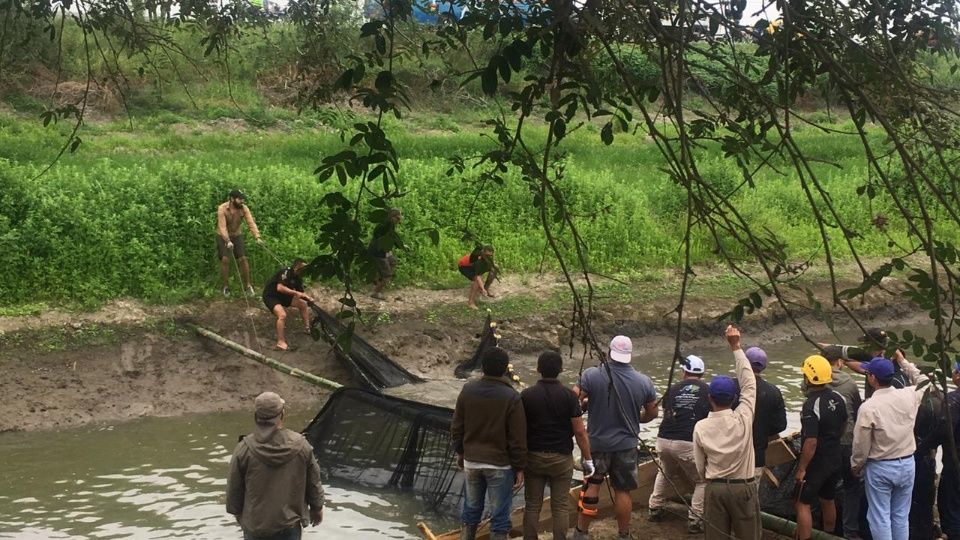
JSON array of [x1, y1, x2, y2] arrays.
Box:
[[802, 355, 833, 384]]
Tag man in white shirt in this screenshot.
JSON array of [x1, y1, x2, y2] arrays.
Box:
[[851, 351, 928, 540]]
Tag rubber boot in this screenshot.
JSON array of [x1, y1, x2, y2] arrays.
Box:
[[460, 524, 478, 540], [489, 532, 508, 540]]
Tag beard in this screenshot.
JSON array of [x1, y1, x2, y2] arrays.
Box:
[[232, 200, 243, 209]]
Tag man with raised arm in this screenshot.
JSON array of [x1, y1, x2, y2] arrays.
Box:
[[693, 325, 760, 540]]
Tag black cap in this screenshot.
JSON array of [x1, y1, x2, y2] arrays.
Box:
[[229, 189, 246, 199], [859, 328, 889, 348]]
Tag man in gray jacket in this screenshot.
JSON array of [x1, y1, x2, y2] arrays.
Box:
[[227, 392, 325, 540]]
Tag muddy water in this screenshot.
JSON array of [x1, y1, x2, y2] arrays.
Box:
[[0, 406, 457, 539], [0, 326, 898, 539]]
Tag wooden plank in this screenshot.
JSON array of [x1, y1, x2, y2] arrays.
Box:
[[764, 435, 797, 468]]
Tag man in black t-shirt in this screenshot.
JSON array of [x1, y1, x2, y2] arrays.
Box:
[[520, 351, 592, 540], [796, 355, 848, 540], [744, 346, 788, 474], [647, 355, 710, 533], [262, 259, 313, 351], [939, 362, 960, 540]]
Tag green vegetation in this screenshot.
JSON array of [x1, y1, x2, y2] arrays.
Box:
[[0, 110, 923, 307]]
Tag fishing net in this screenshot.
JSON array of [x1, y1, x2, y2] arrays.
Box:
[[454, 315, 498, 378], [302, 387, 465, 514], [310, 306, 423, 391]]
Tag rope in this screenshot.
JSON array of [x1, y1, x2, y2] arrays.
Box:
[[230, 249, 265, 354]]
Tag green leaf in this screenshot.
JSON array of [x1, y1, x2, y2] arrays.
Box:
[[601, 122, 613, 145], [481, 66, 498, 96], [552, 118, 566, 139]]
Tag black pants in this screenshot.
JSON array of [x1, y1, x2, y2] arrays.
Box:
[[940, 467, 960, 540], [910, 450, 937, 540]]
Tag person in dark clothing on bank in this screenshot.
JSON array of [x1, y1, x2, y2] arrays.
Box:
[[520, 351, 593, 540], [452, 347, 527, 540], [940, 362, 960, 540], [368, 208, 404, 301], [648, 354, 711, 533], [744, 347, 788, 474], [262, 259, 313, 351], [796, 355, 848, 540]]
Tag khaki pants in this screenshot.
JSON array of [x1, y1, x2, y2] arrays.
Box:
[[648, 438, 705, 521], [523, 452, 574, 540], [703, 480, 761, 540]]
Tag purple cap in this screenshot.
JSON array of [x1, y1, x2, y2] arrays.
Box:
[[709, 376, 738, 404], [862, 357, 895, 381], [745, 347, 768, 372]]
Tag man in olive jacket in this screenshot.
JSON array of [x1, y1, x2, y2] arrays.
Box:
[[452, 347, 527, 540], [227, 392, 325, 540]]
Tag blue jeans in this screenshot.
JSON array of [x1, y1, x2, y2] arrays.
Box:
[[243, 527, 302, 540], [864, 457, 915, 540], [462, 467, 514, 533]]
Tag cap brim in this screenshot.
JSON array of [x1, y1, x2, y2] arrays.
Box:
[[610, 351, 632, 363]]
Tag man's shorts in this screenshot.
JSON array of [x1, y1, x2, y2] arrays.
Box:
[[217, 235, 246, 259], [797, 462, 841, 504], [263, 293, 293, 312], [376, 253, 397, 279], [459, 265, 477, 281], [589, 448, 640, 491]]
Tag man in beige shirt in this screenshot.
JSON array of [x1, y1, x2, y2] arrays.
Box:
[[217, 189, 263, 297], [692, 325, 760, 540], [850, 351, 927, 540]]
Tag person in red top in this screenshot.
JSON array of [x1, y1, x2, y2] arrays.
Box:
[[458, 245, 499, 309]]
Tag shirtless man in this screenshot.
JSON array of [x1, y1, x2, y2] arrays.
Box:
[[216, 189, 263, 297]]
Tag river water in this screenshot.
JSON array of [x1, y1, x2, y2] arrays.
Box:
[[0, 325, 912, 539]]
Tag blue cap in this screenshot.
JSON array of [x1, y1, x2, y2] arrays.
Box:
[[745, 347, 767, 372], [709, 376, 738, 404], [954, 361, 960, 374], [862, 357, 895, 381]]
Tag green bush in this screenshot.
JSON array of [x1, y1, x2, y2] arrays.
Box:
[[0, 113, 917, 306]]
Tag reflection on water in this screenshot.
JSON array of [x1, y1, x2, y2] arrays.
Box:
[[0, 324, 919, 540], [0, 406, 457, 539]]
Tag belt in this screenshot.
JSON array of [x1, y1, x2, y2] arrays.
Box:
[[872, 456, 911, 462], [707, 478, 752, 484]]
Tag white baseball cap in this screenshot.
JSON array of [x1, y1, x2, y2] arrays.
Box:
[[683, 355, 705, 374], [609, 335, 633, 363]]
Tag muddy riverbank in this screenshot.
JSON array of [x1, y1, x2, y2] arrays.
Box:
[[0, 272, 920, 432]]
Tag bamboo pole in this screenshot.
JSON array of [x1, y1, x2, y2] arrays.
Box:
[[190, 324, 343, 391], [761, 511, 844, 540]]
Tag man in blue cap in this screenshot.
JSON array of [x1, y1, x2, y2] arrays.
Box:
[[693, 325, 760, 540], [851, 350, 928, 540], [939, 361, 960, 540]]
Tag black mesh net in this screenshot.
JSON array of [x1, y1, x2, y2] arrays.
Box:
[[302, 387, 465, 514], [454, 315, 498, 379], [310, 306, 423, 391]]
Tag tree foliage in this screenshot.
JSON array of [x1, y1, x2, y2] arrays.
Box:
[[5, 0, 960, 463]]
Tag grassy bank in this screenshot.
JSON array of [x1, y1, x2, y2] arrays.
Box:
[[0, 110, 925, 308]]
